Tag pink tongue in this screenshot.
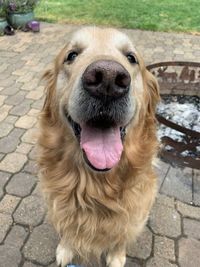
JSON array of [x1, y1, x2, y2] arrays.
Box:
[[80, 125, 123, 170]]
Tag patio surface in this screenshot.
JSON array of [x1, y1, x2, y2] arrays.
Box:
[[0, 23, 200, 267]]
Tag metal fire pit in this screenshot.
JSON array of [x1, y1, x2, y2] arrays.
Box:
[[147, 61, 200, 169]]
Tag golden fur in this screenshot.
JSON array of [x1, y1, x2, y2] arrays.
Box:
[[37, 27, 159, 267]]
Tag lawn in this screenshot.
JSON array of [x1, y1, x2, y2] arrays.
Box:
[[35, 0, 200, 33]]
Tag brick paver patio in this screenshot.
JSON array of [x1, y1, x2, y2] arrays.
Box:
[[0, 23, 199, 267]]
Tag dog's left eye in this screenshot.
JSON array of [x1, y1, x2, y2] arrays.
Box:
[[64, 51, 78, 63], [126, 53, 138, 64]]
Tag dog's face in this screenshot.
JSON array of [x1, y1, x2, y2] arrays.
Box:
[[44, 27, 159, 172]]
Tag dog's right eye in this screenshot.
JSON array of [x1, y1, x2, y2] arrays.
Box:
[[64, 51, 78, 63]]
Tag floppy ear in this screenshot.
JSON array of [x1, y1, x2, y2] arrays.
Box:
[[42, 68, 57, 117], [144, 69, 160, 117], [41, 46, 68, 121], [136, 52, 160, 117]]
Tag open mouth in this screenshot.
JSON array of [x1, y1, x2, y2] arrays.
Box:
[[68, 116, 126, 172]]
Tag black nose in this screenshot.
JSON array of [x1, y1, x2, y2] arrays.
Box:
[[82, 60, 131, 100]]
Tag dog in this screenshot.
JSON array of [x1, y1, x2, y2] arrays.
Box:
[[37, 26, 159, 267]]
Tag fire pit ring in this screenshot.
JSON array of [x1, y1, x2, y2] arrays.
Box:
[[147, 61, 200, 169]]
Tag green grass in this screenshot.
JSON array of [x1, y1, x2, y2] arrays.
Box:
[[35, 0, 200, 33]]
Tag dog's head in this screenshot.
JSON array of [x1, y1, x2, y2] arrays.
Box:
[[42, 27, 159, 172]]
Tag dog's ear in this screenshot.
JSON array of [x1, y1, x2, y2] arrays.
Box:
[[41, 45, 68, 121], [136, 52, 160, 118], [42, 68, 56, 116], [144, 69, 160, 116]]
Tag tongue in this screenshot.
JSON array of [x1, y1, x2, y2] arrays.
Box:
[[80, 125, 123, 170]]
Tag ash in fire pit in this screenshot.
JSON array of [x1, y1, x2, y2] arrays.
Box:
[[157, 95, 200, 141], [156, 95, 200, 169]]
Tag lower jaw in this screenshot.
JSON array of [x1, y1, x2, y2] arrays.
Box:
[[83, 151, 111, 172]]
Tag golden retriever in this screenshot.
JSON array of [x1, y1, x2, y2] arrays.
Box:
[[37, 26, 159, 267]]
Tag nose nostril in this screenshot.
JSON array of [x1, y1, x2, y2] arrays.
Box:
[[115, 73, 130, 88], [84, 70, 103, 87], [94, 71, 103, 86]]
